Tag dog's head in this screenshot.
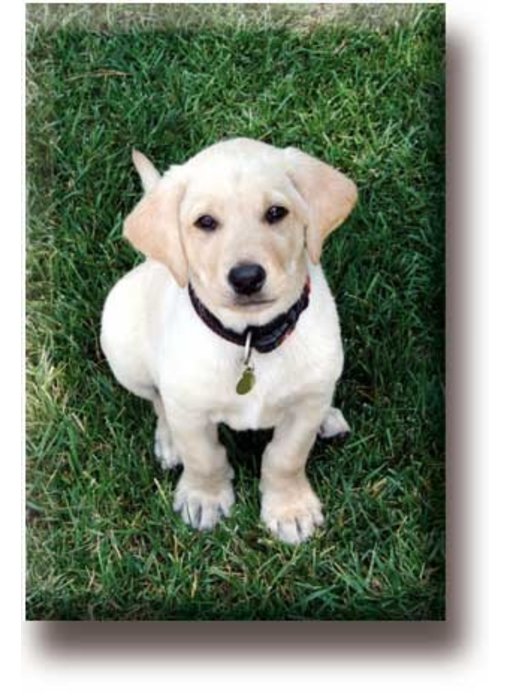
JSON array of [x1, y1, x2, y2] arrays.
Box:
[[124, 138, 357, 326]]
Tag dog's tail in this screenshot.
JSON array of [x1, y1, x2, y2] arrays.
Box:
[[132, 149, 161, 193]]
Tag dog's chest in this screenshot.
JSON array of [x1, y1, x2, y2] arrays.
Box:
[[215, 393, 276, 431], [209, 356, 298, 430], [162, 330, 327, 429], [192, 337, 334, 430]]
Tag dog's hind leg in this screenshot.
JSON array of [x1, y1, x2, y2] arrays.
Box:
[[318, 407, 351, 440], [153, 393, 182, 470]]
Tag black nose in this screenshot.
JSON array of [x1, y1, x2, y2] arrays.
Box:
[[228, 263, 266, 296]]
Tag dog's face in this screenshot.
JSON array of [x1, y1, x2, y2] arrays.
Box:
[[124, 139, 357, 324], [178, 143, 314, 320]]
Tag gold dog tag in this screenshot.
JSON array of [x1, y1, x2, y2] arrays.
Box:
[[236, 366, 255, 395], [237, 331, 255, 395]]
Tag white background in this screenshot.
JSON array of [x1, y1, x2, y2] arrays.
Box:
[[5, 0, 510, 696]]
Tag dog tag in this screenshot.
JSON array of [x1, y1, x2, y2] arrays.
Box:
[[236, 366, 256, 395]]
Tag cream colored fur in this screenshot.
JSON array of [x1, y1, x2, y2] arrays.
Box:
[[100, 138, 356, 544]]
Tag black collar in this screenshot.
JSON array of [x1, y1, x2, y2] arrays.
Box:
[[188, 278, 311, 354]]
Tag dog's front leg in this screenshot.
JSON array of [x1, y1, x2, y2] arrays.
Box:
[[260, 401, 329, 545], [168, 410, 234, 531]]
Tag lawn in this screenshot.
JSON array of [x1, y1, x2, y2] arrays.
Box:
[[26, 3, 445, 620]]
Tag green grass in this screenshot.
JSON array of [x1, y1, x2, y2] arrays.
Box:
[[26, 4, 445, 620]]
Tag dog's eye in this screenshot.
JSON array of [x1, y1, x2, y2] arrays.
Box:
[[194, 215, 218, 232], [265, 205, 288, 224]]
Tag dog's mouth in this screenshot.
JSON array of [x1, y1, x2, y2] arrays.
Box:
[[232, 296, 276, 309], [235, 298, 275, 307]]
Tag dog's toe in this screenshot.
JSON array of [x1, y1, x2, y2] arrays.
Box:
[[318, 407, 351, 440], [154, 429, 181, 470], [261, 483, 324, 545], [174, 477, 235, 531]]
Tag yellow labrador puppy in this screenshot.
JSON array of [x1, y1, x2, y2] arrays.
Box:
[[101, 138, 357, 544]]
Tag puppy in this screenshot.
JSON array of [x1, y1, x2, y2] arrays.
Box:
[[100, 138, 357, 544]]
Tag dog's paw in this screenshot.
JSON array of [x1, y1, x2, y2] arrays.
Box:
[[261, 482, 324, 545], [318, 407, 351, 440], [154, 425, 181, 470], [173, 477, 235, 531]]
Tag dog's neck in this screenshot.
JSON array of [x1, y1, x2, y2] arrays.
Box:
[[188, 278, 311, 354]]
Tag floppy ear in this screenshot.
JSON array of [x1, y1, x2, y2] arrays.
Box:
[[123, 170, 188, 287], [285, 147, 358, 264], [132, 149, 161, 193]]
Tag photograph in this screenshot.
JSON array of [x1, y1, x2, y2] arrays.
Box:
[[26, 2, 445, 621]]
